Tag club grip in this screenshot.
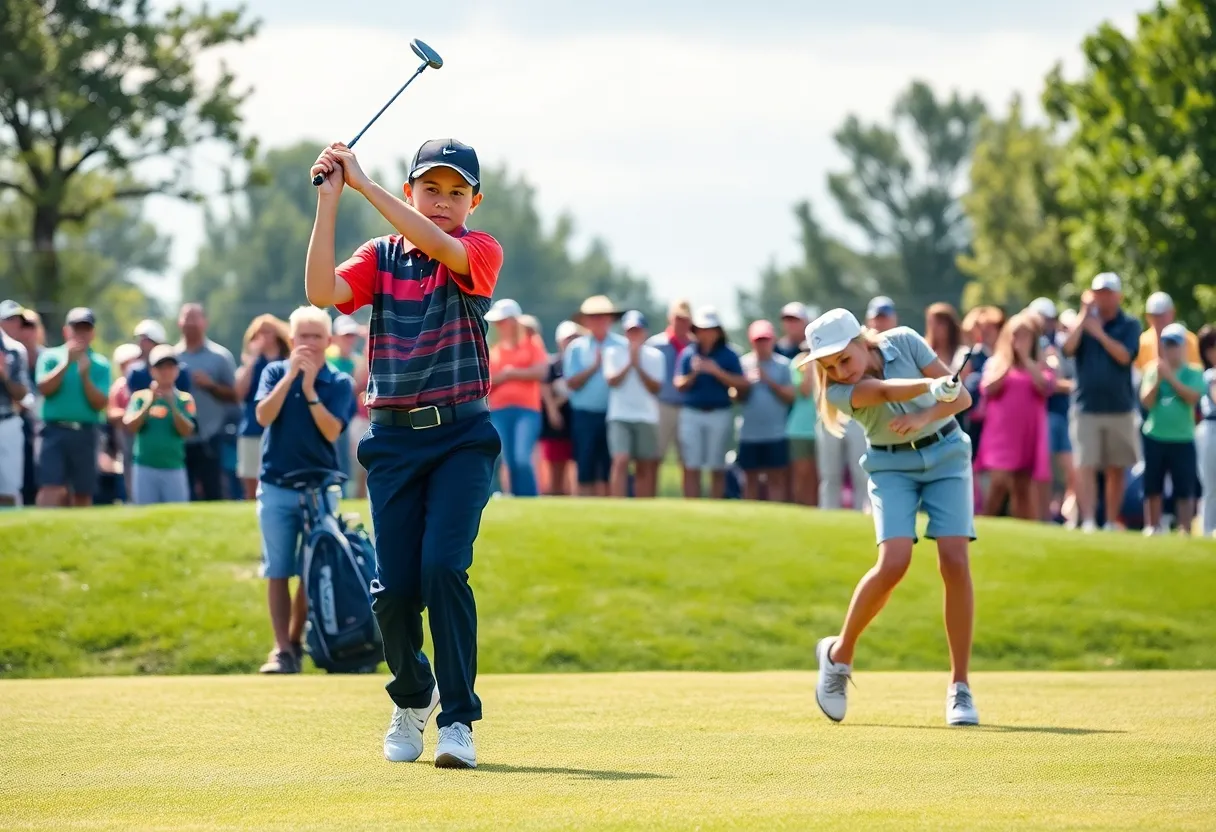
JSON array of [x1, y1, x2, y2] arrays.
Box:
[[312, 172, 325, 187]]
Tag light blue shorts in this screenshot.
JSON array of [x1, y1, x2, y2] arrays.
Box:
[[861, 429, 976, 545], [255, 481, 339, 579]]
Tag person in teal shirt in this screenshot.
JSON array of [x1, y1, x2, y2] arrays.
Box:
[[1139, 322, 1205, 535], [787, 353, 820, 505], [34, 307, 111, 507]]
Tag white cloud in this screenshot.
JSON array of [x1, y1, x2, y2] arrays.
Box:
[[152, 9, 1142, 324]]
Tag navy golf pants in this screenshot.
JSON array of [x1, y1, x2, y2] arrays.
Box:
[[357, 411, 501, 729]]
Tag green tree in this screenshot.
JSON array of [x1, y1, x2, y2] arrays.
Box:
[[827, 80, 986, 314], [0, 174, 169, 347], [399, 162, 661, 345], [185, 150, 658, 353], [0, 0, 258, 313], [1044, 0, 1216, 326], [183, 142, 387, 351], [957, 94, 1075, 310], [736, 200, 897, 324]]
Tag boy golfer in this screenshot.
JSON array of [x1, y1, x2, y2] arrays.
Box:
[[306, 138, 502, 769], [799, 309, 980, 726]]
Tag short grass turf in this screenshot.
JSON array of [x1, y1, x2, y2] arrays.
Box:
[[3, 499, 1216, 678], [2, 672, 1213, 831]]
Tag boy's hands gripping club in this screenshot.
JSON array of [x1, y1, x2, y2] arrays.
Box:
[[310, 143, 371, 197]]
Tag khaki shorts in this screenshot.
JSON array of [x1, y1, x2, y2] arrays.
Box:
[[237, 435, 262, 480], [1070, 411, 1140, 470], [657, 403, 681, 461], [608, 419, 660, 461]]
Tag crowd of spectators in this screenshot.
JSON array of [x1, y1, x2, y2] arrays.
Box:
[[3, 274, 1214, 537]]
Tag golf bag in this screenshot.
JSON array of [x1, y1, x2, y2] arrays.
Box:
[[291, 471, 383, 674]]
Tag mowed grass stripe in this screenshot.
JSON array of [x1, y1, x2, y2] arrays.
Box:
[[2, 499, 1215, 678], [2, 672, 1213, 831]]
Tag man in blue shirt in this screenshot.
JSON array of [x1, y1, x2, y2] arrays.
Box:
[[563, 295, 627, 496], [674, 307, 749, 498], [253, 306, 354, 674], [1062, 273, 1141, 532], [645, 298, 693, 464]]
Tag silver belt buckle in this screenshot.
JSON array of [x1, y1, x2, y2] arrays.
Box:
[[407, 406, 441, 430]]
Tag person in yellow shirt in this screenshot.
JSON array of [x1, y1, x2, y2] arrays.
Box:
[[1137, 291, 1201, 370]]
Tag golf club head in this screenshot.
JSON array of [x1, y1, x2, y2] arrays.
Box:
[[411, 39, 443, 69]]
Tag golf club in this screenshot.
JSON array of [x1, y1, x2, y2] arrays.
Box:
[[950, 343, 983, 383], [311, 38, 444, 186]]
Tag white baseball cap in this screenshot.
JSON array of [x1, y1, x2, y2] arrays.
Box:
[[133, 319, 167, 343], [1160, 322, 1188, 344], [780, 301, 809, 320], [795, 308, 863, 367], [484, 298, 522, 322], [866, 296, 896, 319], [1091, 272, 1122, 292], [1145, 291, 1173, 316], [554, 320, 584, 343], [333, 314, 361, 336], [691, 306, 722, 330], [1029, 297, 1057, 320]]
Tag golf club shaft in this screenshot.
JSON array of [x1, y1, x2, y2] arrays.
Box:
[[312, 61, 428, 186]]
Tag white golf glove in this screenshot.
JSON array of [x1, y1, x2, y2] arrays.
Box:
[[931, 377, 961, 403]]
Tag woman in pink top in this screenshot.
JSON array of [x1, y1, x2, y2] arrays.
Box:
[[977, 312, 1054, 520]]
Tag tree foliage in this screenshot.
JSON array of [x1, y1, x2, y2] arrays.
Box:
[[736, 200, 897, 324], [184, 146, 659, 353], [0, 0, 258, 311], [827, 80, 986, 313], [957, 94, 1075, 310], [1044, 0, 1216, 325]]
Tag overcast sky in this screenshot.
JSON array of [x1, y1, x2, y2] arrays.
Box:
[[146, 0, 1145, 322]]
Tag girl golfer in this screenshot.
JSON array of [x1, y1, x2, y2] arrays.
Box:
[[797, 308, 980, 726]]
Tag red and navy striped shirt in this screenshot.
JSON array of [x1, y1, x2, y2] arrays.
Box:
[[334, 228, 503, 409]]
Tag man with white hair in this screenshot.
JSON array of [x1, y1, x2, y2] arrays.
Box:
[[1136, 291, 1202, 371], [254, 306, 355, 674]]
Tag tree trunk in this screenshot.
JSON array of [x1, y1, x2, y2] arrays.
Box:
[[31, 204, 60, 322]]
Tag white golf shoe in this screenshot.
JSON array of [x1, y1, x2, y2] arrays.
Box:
[[435, 722, 477, 769], [946, 682, 980, 726], [815, 637, 852, 722], [383, 686, 440, 762]]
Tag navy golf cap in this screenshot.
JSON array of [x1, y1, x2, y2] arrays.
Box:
[[408, 139, 481, 191], [622, 310, 648, 331], [65, 306, 96, 326]]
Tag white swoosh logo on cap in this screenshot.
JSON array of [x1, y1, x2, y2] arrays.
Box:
[[442, 148, 456, 155]]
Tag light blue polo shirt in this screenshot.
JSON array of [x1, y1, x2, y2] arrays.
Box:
[[562, 332, 627, 413], [825, 327, 954, 446]]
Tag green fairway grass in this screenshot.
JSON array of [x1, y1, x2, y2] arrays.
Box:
[[3, 499, 1215, 678], [2, 671, 1213, 831]]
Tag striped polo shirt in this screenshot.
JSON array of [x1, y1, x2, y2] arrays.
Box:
[[335, 227, 503, 409]]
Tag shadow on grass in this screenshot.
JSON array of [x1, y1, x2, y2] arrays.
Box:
[[853, 724, 1126, 736], [475, 764, 671, 780]]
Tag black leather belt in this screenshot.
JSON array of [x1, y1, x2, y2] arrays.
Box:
[[869, 418, 959, 453], [369, 397, 488, 429]]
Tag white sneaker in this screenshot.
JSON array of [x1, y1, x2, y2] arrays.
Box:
[[1103, 522, 1119, 532], [435, 722, 477, 769], [1142, 525, 1157, 537], [814, 637, 852, 722], [1081, 520, 1097, 534], [947, 682, 979, 726], [383, 686, 440, 762]]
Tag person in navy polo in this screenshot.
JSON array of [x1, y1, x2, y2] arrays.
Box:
[[306, 137, 503, 770], [674, 306, 749, 498], [253, 306, 354, 675]]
